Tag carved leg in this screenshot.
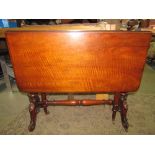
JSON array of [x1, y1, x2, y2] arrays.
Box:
[[41, 93, 49, 114], [28, 93, 38, 132], [34, 94, 40, 113], [112, 93, 129, 131], [119, 93, 129, 131], [112, 93, 120, 123]]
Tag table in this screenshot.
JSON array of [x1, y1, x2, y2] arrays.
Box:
[[6, 30, 151, 131], [0, 24, 154, 94]]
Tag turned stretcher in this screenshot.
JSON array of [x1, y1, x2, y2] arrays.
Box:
[[6, 31, 151, 132]]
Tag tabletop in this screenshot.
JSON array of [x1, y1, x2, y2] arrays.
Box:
[[1, 24, 155, 38]]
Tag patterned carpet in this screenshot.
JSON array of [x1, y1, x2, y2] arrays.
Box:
[[0, 93, 155, 135]]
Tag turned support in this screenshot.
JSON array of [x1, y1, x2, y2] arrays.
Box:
[[27, 92, 128, 132], [120, 93, 128, 131], [28, 93, 39, 132], [112, 93, 129, 131], [41, 93, 49, 114], [112, 93, 120, 122], [38, 99, 113, 106]]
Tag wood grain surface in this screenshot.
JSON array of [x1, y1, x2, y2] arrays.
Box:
[[6, 31, 151, 93], [1, 24, 154, 38]]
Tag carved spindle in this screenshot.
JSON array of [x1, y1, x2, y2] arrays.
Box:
[[112, 93, 120, 122], [34, 94, 40, 113], [119, 93, 129, 131], [41, 93, 49, 114]]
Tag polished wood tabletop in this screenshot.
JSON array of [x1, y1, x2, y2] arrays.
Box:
[[6, 31, 151, 93], [1, 24, 155, 38]]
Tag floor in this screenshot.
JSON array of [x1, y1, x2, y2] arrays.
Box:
[[0, 64, 155, 134]]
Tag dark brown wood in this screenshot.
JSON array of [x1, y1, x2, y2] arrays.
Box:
[[119, 93, 128, 131], [40, 99, 113, 106], [28, 96, 113, 131], [112, 93, 129, 131], [112, 93, 121, 122], [5, 30, 152, 132], [41, 93, 49, 114], [28, 93, 38, 132]]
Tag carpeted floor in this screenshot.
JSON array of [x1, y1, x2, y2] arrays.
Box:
[[0, 65, 155, 135], [0, 93, 155, 135]]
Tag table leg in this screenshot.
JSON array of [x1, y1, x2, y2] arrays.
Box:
[[119, 93, 129, 131], [41, 93, 49, 114], [28, 93, 39, 132]]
